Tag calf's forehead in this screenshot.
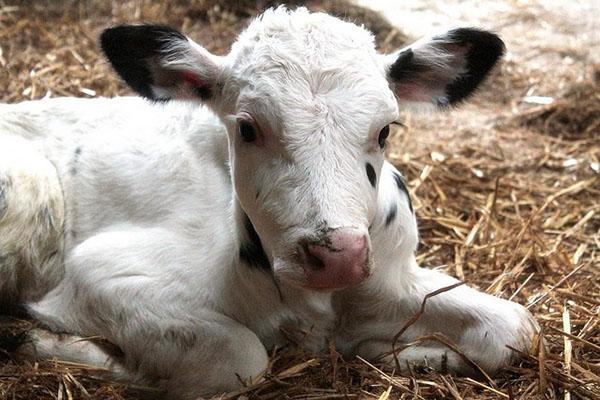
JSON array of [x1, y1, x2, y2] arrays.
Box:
[[231, 7, 380, 65], [227, 8, 396, 112]]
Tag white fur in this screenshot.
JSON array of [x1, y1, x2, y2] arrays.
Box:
[[0, 8, 537, 399], [0, 134, 65, 307]]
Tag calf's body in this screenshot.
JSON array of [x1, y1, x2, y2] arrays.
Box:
[[0, 8, 537, 399]]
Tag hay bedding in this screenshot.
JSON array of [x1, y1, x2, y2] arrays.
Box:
[[0, 0, 598, 399]]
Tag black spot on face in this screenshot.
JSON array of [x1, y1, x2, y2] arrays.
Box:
[[385, 204, 397, 227], [366, 163, 376, 188], [239, 213, 271, 272], [393, 172, 413, 213]]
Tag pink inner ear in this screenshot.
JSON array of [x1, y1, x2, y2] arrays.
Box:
[[395, 83, 433, 102], [180, 70, 211, 91]]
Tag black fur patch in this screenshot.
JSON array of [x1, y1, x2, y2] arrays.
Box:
[[393, 172, 413, 213], [366, 163, 377, 188], [388, 29, 504, 107], [384, 203, 397, 227], [239, 213, 271, 272], [100, 25, 211, 101], [441, 28, 505, 105]]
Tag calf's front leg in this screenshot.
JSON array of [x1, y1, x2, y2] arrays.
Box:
[[339, 264, 538, 375]]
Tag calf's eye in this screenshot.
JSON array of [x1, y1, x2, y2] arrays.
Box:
[[239, 121, 257, 143], [378, 125, 390, 149]]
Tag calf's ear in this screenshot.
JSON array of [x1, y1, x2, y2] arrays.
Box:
[[100, 24, 223, 101], [383, 28, 505, 108]]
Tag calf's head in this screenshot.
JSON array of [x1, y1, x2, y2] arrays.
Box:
[[101, 7, 504, 290]]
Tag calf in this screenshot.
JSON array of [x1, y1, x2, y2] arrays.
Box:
[[0, 7, 537, 399]]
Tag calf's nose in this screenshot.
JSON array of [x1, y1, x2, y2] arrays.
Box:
[[302, 228, 369, 289]]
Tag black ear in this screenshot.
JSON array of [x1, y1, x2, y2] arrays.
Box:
[[386, 28, 505, 108], [100, 24, 221, 101]]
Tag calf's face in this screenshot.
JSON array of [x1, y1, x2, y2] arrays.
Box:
[[101, 7, 504, 290], [227, 70, 395, 290]]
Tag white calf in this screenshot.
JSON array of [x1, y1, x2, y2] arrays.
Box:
[[0, 7, 537, 399]]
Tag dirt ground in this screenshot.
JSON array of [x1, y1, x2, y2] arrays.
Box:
[[0, 0, 598, 399]]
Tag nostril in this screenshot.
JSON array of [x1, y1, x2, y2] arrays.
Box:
[[304, 244, 326, 270]]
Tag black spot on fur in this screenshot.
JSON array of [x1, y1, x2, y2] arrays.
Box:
[[70, 146, 82, 175], [441, 28, 505, 105], [366, 163, 376, 187], [239, 213, 271, 272], [393, 172, 413, 213], [385, 204, 397, 227], [100, 25, 211, 101]]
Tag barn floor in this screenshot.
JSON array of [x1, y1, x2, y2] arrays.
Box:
[[0, 0, 598, 399]]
